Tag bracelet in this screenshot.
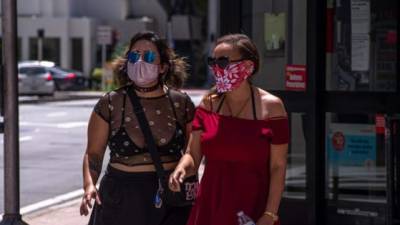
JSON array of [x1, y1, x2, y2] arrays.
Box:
[[263, 211, 279, 221]]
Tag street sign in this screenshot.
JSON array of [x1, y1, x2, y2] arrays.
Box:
[[96, 26, 112, 45]]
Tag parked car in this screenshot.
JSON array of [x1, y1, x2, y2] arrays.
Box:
[[18, 61, 55, 96], [47, 67, 87, 91], [18, 61, 87, 92]]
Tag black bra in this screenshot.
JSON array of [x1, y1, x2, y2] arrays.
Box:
[[107, 89, 185, 158]]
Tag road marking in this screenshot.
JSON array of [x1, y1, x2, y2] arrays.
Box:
[[57, 122, 87, 128], [0, 136, 32, 143], [46, 112, 67, 117], [20, 136, 33, 142], [20, 122, 54, 128], [20, 121, 87, 129]]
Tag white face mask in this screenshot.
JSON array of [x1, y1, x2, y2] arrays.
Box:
[[127, 61, 159, 86]]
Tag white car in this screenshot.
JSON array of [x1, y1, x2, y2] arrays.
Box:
[[18, 61, 56, 96]]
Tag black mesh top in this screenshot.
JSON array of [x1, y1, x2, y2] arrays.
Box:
[[93, 86, 195, 166]]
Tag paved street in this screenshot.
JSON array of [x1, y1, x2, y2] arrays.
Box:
[[0, 99, 94, 213], [0, 92, 204, 214]]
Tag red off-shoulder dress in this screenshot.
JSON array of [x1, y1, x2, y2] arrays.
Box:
[[187, 103, 289, 225]]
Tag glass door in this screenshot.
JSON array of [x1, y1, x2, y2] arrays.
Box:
[[325, 113, 387, 225], [386, 116, 400, 225], [324, 0, 398, 224]]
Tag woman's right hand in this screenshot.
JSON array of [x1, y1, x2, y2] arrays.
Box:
[[168, 166, 187, 192], [80, 184, 101, 216]]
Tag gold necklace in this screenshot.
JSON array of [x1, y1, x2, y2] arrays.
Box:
[[225, 95, 251, 117]]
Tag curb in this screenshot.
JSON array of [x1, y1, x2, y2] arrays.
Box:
[[0, 189, 84, 220]]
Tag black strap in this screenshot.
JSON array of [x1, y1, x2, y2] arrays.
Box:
[[120, 93, 127, 127], [250, 86, 257, 120], [216, 95, 225, 113], [125, 86, 168, 187]]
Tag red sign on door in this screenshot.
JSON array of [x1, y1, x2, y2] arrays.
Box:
[[375, 114, 385, 134], [285, 65, 307, 91]]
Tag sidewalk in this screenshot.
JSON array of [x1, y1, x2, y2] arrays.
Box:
[[23, 198, 89, 225], [22, 164, 205, 225]]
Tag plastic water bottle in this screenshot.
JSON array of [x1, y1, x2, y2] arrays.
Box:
[[237, 211, 256, 225]]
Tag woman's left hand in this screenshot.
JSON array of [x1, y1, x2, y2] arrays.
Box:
[[256, 214, 275, 225]]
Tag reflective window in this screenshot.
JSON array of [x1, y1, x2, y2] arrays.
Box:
[[284, 113, 307, 199], [326, 0, 397, 92], [325, 113, 386, 203], [251, 0, 307, 91]]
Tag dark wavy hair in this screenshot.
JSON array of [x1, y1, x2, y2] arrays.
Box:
[[113, 31, 188, 89]]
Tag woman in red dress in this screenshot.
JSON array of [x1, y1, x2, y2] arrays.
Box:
[[169, 33, 289, 225]]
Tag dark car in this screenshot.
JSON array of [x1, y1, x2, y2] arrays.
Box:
[[47, 67, 87, 91]]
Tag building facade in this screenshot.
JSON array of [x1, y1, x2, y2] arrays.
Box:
[[0, 0, 173, 77], [219, 0, 399, 224]]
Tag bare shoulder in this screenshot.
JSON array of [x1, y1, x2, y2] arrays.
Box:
[[256, 88, 287, 118], [198, 93, 222, 112]]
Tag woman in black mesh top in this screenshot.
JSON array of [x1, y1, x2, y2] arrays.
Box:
[[79, 31, 195, 225]]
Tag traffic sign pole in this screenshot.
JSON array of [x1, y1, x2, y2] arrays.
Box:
[[0, 0, 28, 223], [96, 26, 112, 91]]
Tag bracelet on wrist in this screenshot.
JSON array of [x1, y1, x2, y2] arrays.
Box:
[[263, 211, 279, 221]]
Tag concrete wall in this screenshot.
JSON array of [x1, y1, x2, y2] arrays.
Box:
[[83, 0, 128, 21], [0, 0, 40, 16], [129, 0, 167, 36], [109, 19, 155, 44], [6, 17, 96, 77], [292, 0, 307, 66], [1, 0, 75, 17], [0, 0, 161, 77]]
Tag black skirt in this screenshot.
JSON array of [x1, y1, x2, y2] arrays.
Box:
[[88, 166, 192, 225]]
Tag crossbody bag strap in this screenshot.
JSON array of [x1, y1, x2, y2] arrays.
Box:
[[125, 86, 167, 187]]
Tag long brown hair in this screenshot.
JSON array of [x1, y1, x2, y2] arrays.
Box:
[[113, 31, 188, 88], [206, 33, 260, 101]]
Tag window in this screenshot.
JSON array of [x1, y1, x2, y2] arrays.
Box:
[[326, 0, 397, 92], [325, 113, 386, 203], [284, 113, 307, 199], [29, 38, 61, 65], [71, 38, 83, 71]]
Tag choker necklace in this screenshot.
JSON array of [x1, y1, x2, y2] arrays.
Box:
[[132, 82, 160, 93]]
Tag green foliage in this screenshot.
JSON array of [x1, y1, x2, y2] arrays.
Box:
[[111, 42, 129, 60]]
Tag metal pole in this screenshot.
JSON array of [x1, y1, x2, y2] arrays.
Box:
[[37, 38, 43, 61], [0, 0, 28, 223]]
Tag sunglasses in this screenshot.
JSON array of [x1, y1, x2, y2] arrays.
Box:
[[207, 56, 244, 69], [127, 50, 157, 64]]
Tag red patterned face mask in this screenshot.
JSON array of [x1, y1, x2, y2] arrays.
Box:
[[212, 61, 254, 93]]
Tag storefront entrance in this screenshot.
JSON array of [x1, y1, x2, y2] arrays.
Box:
[[220, 0, 399, 224]]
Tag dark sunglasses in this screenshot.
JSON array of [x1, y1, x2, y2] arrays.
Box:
[[207, 56, 244, 69], [127, 51, 156, 64]]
